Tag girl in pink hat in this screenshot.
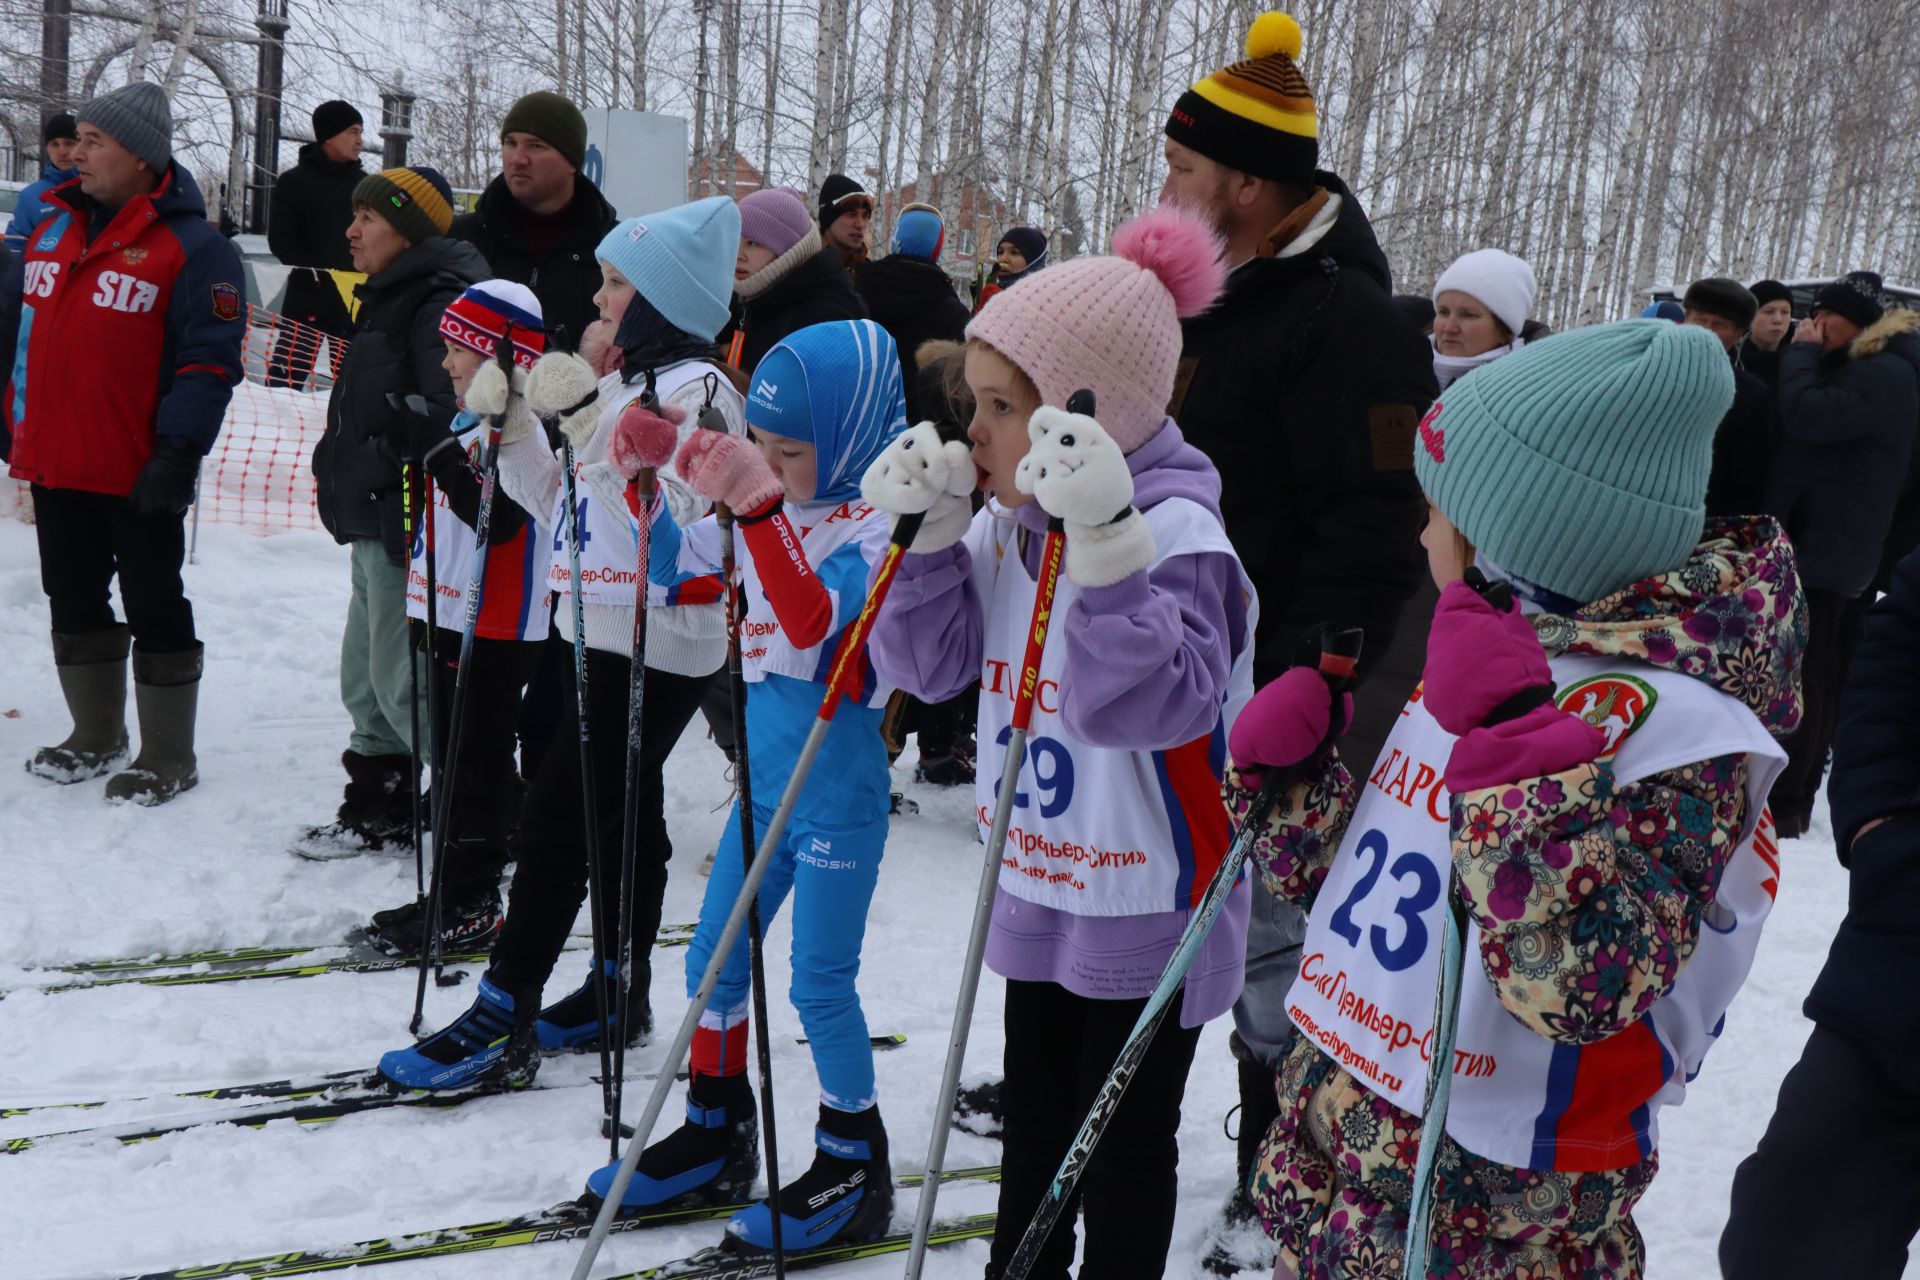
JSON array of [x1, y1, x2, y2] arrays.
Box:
[[865, 203, 1253, 1278]]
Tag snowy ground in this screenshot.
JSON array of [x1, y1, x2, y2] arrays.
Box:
[[0, 519, 1869, 1279]]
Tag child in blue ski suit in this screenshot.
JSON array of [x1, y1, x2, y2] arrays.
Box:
[[583, 318, 907, 1255]]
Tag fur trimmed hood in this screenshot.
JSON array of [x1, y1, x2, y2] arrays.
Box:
[[1850, 305, 1920, 360]]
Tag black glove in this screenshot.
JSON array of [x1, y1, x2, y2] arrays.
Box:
[[401, 411, 459, 466], [129, 441, 201, 515]]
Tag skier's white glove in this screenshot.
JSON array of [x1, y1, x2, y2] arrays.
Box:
[[526, 351, 602, 450], [497, 396, 541, 446], [462, 361, 514, 416], [860, 422, 975, 553], [1015, 406, 1155, 588]]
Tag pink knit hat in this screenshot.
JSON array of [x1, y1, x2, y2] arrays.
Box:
[[736, 187, 815, 256], [966, 204, 1226, 453]]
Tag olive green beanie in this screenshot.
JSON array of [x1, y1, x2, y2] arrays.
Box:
[[500, 91, 587, 169], [1412, 318, 1735, 603]]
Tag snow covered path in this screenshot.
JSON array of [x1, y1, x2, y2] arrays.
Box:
[[0, 521, 1867, 1278]]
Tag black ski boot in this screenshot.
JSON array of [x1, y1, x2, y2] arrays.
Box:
[[726, 1102, 893, 1253], [293, 750, 416, 859], [376, 973, 540, 1090], [364, 886, 504, 956], [536, 958, 653, 1052], [1201, 1032, 1283, 1275], [584, 1071, 759, 1211], [27, 627, 130, 783]]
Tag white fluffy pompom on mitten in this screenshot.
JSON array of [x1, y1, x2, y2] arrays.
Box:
[[1015, 405, 1155, 587], [861, 422, 976, 553], [525, 350, 603, 448]]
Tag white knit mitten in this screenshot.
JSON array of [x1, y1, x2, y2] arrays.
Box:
[[860, 422, 975, 553], [526, 351, 602, 449], [1016, 406, 1155, 587]]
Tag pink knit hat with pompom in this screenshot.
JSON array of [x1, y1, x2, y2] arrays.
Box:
[[966, 204, 1225, 453]]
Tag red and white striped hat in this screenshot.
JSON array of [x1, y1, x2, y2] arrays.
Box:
[[439, 279, 546, 371]]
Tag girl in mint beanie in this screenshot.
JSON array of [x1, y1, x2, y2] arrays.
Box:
[[1223, 318, 1807, 1279]]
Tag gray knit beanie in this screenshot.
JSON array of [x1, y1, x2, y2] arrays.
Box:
[[78, 81, 173, 175]]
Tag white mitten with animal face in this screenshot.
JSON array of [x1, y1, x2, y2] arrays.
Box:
[[1014, 406, 1155, 587], [860, 421, 976, 552]]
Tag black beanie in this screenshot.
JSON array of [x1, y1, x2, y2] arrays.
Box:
[[1748, 279, 1792, 310], [1393, 293, 1436, 334], [42, 112, 77, 145], [311, 100, 363, 143], [501, 91, 588, 169], [818, 173, 873, 229], [1683, 277, 1758, 330], [1812, 271, 1885, 329]]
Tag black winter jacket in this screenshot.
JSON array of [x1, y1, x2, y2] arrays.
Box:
[[449, 174, 617, 350], [313, 237, 488, 562], [734, 243, 867, 374], [1172, 172, 1436, 700], [267, 144, 363, 324], [854, 255, 969, 423], [1766, 309, 1920, 595], [1705, 363, 1777, 519], [1805, 544, 1920, 1083]]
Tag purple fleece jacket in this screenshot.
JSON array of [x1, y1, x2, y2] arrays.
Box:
[[867, 419, 1250, 1026]]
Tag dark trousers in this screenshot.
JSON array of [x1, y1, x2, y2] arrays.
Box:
[[991, 980, 1204, 1279], [1722, 1024, 1920, 1278], [490, 650, 711, 995], [1773, 589, 1869, 831], [516, 624, 572, 780], [265, 278, 351, 389], [417, 624, 541, 901], [32, 485, 195, 652]]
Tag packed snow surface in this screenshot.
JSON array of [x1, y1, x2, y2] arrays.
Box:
[[0, 521, 1865, 1277]]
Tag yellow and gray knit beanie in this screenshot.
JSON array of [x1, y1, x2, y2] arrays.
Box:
[[352, 166, 455, 245], [1164, 12, 1318, 188]]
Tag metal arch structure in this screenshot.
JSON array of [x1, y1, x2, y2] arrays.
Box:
[[79, 31, 250, 222]]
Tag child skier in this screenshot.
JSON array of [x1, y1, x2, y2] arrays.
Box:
[[862, 204, 1254, 1278], [1227, 319, 1805, 1278], [581, 318, 908, 1255], [361, 280, 550, 956], [378, 196, 745, 1089]]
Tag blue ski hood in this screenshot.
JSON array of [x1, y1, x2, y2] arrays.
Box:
[[745, 319, 908, 503]]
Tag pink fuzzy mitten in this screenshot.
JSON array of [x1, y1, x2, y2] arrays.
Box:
[[1229, 666, 1352, 784], [674, 429, 783, 515], [608, 401, 686, 479]]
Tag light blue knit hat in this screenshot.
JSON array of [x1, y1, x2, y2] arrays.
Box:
[[595, 195, 740, 341], [1413, 318, 1735, 603]]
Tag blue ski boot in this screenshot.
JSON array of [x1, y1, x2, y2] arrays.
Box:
[[726, 1103, 892, 1253], [377, 974, 539, 1091], [536, 959, 653, 1051], [584, 1071, 759, 1212]]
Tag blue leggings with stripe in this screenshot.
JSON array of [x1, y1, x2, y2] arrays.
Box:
[[686, 801, 888, 1112]]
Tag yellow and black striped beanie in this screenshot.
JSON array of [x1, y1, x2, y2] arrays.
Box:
[[352, 166, 455, 245], [1165, 12, 1318, 188]]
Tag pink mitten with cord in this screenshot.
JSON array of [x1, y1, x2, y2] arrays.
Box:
[[1424, 578, 1604, 790], [609, 401, 685, 479], [674, 429, 783, 516], [1229, 666, 1352, 785]]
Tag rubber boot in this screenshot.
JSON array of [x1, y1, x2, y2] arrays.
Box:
[[726, 1102, 893, 1254], [105, 644, 202, 805], [26, 627, 130, 783], [584, 1071, 759, 1212], [1231, 1033, 1281, 1218]]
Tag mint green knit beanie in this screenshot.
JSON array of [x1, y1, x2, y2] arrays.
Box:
[[1412, 318, 1734, 603]]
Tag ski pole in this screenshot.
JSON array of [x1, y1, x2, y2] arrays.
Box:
[[563, 433, 620, 1128], [609, 370, 660, 1161], [703, 383, 788, 1274], [410, 336, 516, 1034], [569, 506, 930, 1280], [1001, 625, 1365, 1280], [398, 458, 427, 905], [1404, 570, 1506, 1277], [905, 387, 1096, 1280]]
